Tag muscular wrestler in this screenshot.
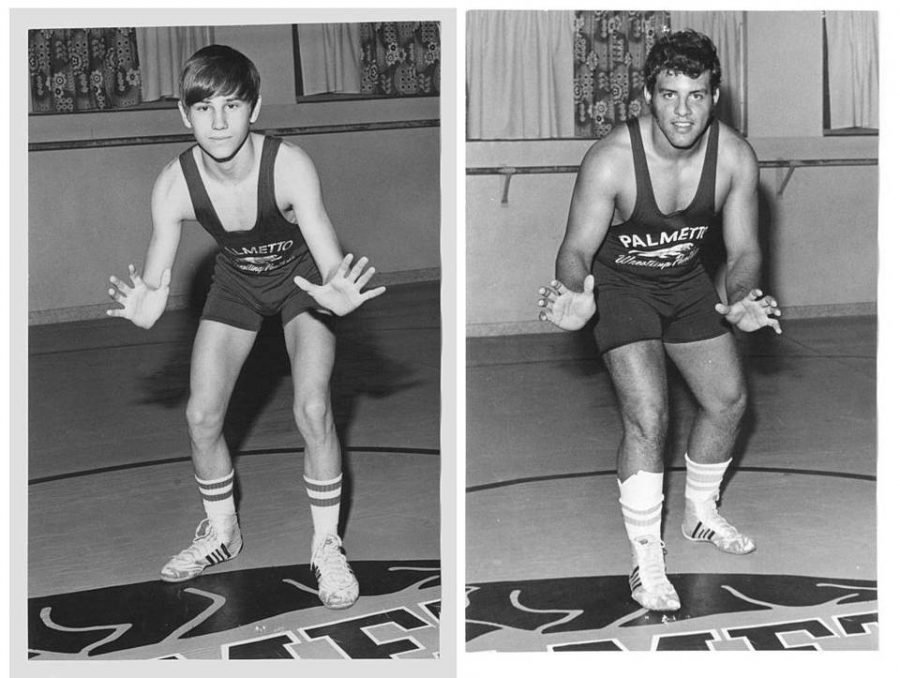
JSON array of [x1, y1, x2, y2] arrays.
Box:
[[538, 30, 781, 612], [107, 45, 385, 609]]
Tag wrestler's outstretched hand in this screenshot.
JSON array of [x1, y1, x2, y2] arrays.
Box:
[[716, 288, 782, 334], [295, 253, 386, 316], [106, 265, 171, 329], [537, 275, 596, 331]]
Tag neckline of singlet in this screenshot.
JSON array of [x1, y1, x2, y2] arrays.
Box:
[[627, 117, 718, 220], [182, 135, 279, 237]]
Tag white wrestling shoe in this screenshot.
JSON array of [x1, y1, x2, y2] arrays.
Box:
[[629, 536, 681, 612], [160, 517, 242, 583], [682, 497, 756, 555], [311, 533, 360, 609]]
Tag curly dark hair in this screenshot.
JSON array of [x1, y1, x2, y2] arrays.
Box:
[[180, 44, 261, 107], [643, 29, 721, 93]]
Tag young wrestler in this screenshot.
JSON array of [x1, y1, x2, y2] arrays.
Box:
[[107, 45, 385, 609], [538, 30, 781, 612]]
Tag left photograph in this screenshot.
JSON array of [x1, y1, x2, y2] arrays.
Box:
[[25, 18, 442, 660]]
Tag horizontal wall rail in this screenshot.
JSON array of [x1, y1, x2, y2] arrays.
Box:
[[28, 118, 440, 153], [467, 157, 878, 203]]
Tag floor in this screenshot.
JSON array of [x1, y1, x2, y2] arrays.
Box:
[[26, 281, 442, 660], [465, 316, 877, 651]]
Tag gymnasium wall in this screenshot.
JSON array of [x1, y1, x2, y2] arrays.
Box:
[[27, 24, 441, 323], [466, 11, 878, 336]]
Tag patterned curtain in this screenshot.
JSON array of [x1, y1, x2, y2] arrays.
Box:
[[360, 22, 440, 96], [29, 28, 142, 113], [574, 11, 669, 138]]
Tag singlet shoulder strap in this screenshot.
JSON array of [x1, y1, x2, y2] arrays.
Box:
[[257, 136, 284, 219], [178, 146, 223, 233], [626, 117, 654, 219], [694, 118, 719, 209]]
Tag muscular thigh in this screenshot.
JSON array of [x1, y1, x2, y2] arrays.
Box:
[[603, 339, 669, 422], [664, 332, 746, 409], [283, 311, 336, 395]]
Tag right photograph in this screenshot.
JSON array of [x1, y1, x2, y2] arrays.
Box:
[[465, 10, 877, 651]]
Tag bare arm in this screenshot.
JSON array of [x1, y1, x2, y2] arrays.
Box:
[[107, 161, 185, 328], [720, 138, 762, 304], [278, 143, 385, 315], [716, 136, 782, 334], [538, 141, 618, 331], [556, 142, 618, 287]]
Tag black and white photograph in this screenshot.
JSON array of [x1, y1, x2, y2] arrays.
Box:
[[466, 9, 878, 652], [16, 8, 449, 665]]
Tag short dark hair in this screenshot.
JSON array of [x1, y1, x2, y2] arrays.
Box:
[[180, 44, 261, 107], [643, 29, 721, 93]]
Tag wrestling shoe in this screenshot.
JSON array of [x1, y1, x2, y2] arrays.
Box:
[[629, 536, 681, 612], [160, 517, 242, 583], [682, 496, 756, 555], [311, 533, 359, 609]]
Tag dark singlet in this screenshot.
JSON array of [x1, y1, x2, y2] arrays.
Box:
[[593, 117, 721, 287], [178, 136, 313, 276]]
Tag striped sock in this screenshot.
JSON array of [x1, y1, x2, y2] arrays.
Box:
[[304, 473, 342, 538], [684, 454, 731, 504], [197, 469, 237, 525], [618, 471, 664, 543]]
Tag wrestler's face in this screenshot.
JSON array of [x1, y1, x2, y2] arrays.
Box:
[[645, 70, 718, 150], [179, 93, 261, 162]]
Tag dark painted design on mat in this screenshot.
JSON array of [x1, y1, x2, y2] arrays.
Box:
[[29, 560, 439, 659], [466, 573, 876, 651]]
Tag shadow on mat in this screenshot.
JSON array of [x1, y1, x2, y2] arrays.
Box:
[[134, 254, 432, 532]]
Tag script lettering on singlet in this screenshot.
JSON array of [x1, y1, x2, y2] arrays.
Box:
[[614, 225, 708, 270], [223, 239, 298, 273]]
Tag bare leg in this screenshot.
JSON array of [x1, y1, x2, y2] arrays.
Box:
[[186, 320, 258, 480], [161, 319, 257, 583], [603, 340, 669, 480], [604, 340, 680, 611], [283, 312, 340, 481], [283, 311, 358, 609], [665, 333, 755, 554], [664, 333, 747, 465]]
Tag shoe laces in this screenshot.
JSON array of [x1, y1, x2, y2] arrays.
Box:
[[696, 498, 740, 540], [169, 519, 218, 565], [634, 537, 670, 589], [311, 534, 355, 588]]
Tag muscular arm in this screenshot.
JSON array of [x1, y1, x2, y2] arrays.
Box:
[[556, 141, 619, 287], [720, 137, 762, 304]]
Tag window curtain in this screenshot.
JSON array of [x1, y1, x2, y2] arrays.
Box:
[[574, 11, 669, 138], [296, 23, 361, 95], [825, 11, 878, 129], [360, 22, 440, 96], [28, 28, 142, 112], [467, 11, 574, 139], [136, 26, 215, 102], [670, 11, 747, 134]]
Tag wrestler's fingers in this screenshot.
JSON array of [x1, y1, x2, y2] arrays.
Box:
[[355, 266, 376, 289], [582, 274, 596, 294], [109, 276, 130, 293], [768, 316, 783, 335]]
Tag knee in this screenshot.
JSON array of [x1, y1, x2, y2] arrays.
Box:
[[185, 398, 225, 439], [706, 385, 748, 424], [293, 393, 332, 440], [621, 403, 669, 448]]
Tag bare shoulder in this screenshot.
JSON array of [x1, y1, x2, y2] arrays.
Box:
[[577, 122, 632, 191], [151, 155, 194, 221], [717, 122, 759, 179], [273, 138, 320, 183]]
